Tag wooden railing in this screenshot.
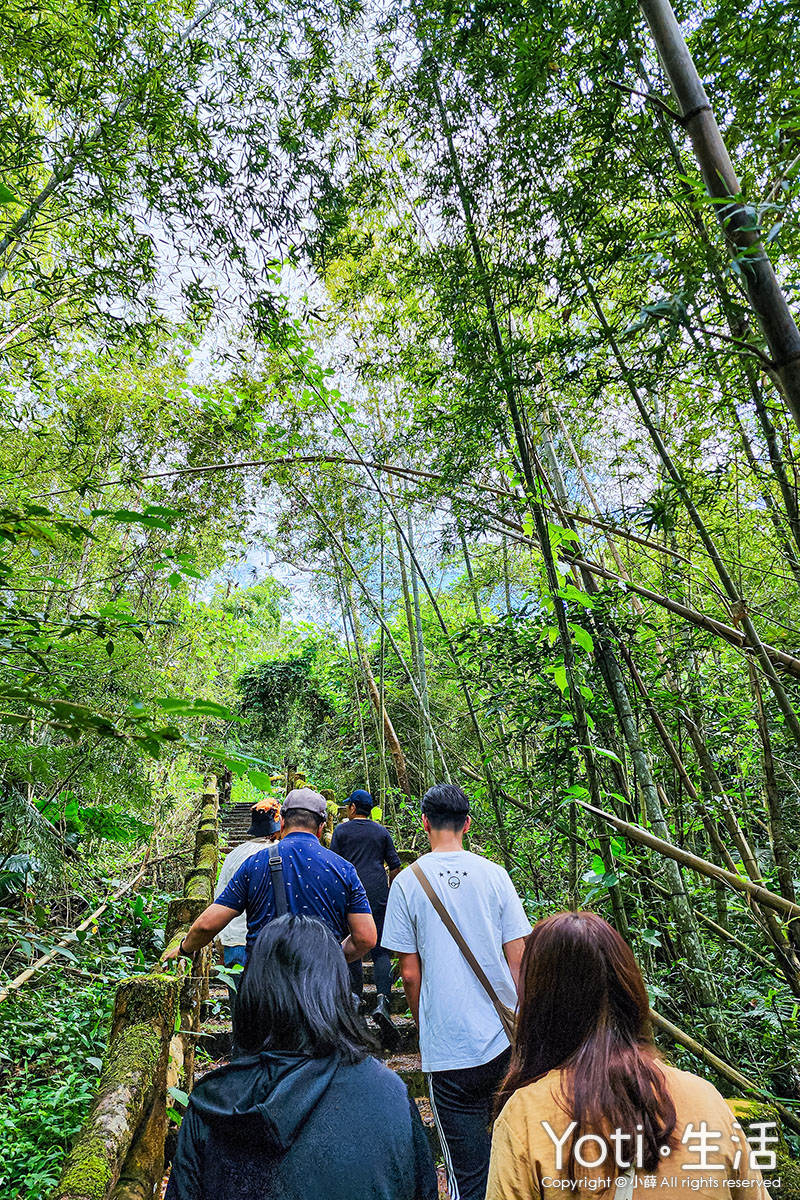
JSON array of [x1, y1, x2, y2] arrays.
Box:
[[53, 779, 219, 1200]]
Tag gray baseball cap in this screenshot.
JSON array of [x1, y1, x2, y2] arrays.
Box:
[[282, 787, 328, 819]]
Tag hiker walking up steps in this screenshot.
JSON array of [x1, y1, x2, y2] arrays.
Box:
[[330, 788, 402, 1049], [163, 788, 377, 965], [382, 783, 532, 1200], [214, 801, 281, 1003], [166, 916, 438, 1200]]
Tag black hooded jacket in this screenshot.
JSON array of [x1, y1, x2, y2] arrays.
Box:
[[165, 1051, 438, 1200]]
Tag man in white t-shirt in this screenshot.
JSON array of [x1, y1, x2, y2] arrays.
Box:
[[382, 783, 531, 1200], [214, 803, 281, 994]]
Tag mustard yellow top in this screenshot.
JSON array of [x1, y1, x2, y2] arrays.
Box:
[[487, 1062, 771, 1200]]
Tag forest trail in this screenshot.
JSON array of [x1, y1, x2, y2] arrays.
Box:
[[43, 780, 800, 1200], [158, 794, 445, 1194]]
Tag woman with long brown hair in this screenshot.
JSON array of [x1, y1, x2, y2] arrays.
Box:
[[487, 912, 770, 1200]]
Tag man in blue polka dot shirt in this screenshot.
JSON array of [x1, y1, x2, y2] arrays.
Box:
[[164, 789, 377, 965]]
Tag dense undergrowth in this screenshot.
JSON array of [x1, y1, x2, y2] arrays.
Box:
[[0, 886, 170, 1199], [4, 0, 800, 1187]]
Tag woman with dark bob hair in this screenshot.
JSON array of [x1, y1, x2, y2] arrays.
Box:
[[487, 912, 770, 1200], [167, 915, 437, 1200]]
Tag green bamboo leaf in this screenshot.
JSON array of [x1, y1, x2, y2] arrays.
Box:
[[569, 622, 594, 653]]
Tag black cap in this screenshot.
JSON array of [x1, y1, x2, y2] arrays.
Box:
[[346, 789, 373, 813], [246, 806, 281, 838]]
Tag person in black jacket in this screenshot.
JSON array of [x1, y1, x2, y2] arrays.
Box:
[[330, 789, 402, 1048], [166, 915, 437, 1200]]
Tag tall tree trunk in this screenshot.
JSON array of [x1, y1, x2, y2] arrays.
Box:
[[540, 426, 726, 1028], [638, 0, 800, 427], [344, 575, 411, 798], [407, 513, 436, 789]]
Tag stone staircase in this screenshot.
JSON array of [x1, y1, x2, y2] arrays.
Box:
[[203, 806, 442, 1185], [219, 801, 261, 850]]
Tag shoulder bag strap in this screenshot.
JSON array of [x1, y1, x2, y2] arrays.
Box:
[[268, 841, 288, 917], [410, 861, 515, 1037]]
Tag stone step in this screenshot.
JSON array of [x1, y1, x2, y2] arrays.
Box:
[[415, 1097, 441, 1159], [361, 984, 407, 1014], [207, 984, 231, 1007], [377, 1015, 418, 1054], [359, 960, 401, 986], [197, 1016, 233, 1060], [385, 1052, 426, 1098], [203, 993, 416, 1047]]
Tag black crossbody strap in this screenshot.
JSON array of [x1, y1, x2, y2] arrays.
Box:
[[268, 841, 288, 917]]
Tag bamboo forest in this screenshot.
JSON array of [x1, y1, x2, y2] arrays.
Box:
[[2, 0, 800, 1194]]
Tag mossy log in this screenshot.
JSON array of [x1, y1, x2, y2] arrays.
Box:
[[108, 1096, 167, 1200], [164, 898, 207, 948], [166, 1036, 184, 1094], [56, 788, 220, 1200], [194, 786, 218, 867], [110, 991, 175, 1200], [182, 866, 216, 903], [194, 826, 217, 852], [727, 1100, 800, 1200], [183, 823, 218, 903], [53, 975, 178, 1200], [196, 803, 218, 834], [178, 945, 212, 1091], [321, 791, 337, 847]]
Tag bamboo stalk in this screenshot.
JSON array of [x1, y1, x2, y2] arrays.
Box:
[[541, 424, 719, 1016], [564, 239, 800, 747], [306, 494, 448, 781], [407, 511, 436, 788], [0, 855, 150, 1006], [650, 1008, 800, 1136], [625, 860, 776, 970], [576, 799, 800, 919], [637, 0, 800, 429], [468, 504, 800, 681]]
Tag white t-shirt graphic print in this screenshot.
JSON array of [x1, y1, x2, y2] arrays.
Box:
[[382, 850, 531, 1073]]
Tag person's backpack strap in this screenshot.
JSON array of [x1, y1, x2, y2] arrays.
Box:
[[410, 861, 516, 1041], [268, 841, 288, 917]]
